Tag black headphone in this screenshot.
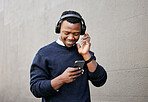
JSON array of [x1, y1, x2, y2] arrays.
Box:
[[55, 14, 86, 35]]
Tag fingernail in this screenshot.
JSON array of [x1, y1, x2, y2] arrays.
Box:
[[78, 67, 81, 70]]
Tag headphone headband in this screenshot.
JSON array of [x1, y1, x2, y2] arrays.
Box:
[[60, 14, 82, 20], [55, 13, 86, 35]]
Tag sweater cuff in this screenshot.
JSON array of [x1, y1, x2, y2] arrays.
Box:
[[40, 80, 59, 96], [49, 80, 59, 94], [49, 80, 59, 93]]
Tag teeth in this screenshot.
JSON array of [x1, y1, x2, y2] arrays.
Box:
[[67, 41, 73, 44]]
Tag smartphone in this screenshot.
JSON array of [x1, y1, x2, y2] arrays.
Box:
[[73, 60, 85, 69]]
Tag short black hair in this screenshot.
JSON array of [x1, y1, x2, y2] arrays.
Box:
[[61, 10, 82, 24]]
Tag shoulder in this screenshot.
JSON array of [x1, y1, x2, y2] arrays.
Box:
[[37, 41, 57, 56]]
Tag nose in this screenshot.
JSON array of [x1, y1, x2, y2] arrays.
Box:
[[67, 34, 74, 41]]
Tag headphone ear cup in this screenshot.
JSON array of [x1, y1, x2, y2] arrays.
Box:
[[81, 24, 86, 35], [55, 23, 61, 33], [55, 20, 62, 34]]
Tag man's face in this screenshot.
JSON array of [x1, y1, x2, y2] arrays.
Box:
[[60, 20, 81, 48]]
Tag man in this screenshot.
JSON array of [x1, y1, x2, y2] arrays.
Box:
[[30, 10, 107, 102]]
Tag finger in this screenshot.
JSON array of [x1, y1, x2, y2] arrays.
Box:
[[82, 33, 87, 39], [81, 40, 85, 46], [72, 78, 76, 81], [82, 36, 88, 40], [70, 69, 84, 81], [82, 34, 90, 42], [82, 40, 88, 45], [84, 33, 88, 37], [77, 43, 81, 49], [81, 39, 87, 43], [81, 69, 84, 74], [70, 70, 82, 76], [84, 33, 90, 38], [71, 73, 82, 79], [68, 67, 79, 72]]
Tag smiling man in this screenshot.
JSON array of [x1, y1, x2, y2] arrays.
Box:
[[30, 10, 107, 102], [60, 20, 81, 47]]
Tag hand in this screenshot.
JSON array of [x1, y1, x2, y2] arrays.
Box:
[[77, 33, 91, 55], [60, 67, 84, 83], [82, 33, 90, 43]]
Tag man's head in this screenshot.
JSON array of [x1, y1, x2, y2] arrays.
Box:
[[55, 10, 86, 47]]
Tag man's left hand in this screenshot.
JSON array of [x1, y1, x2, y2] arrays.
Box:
[[77, 33, 91, 55]]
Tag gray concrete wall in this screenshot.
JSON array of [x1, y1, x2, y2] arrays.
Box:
[[0, 0, 148, 102]]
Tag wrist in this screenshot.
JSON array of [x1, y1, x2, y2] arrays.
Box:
[[85, 55, 95, 64], [58, 74, 66, 84], [51, 75, 65, 91], [82, 53, 92, 61]]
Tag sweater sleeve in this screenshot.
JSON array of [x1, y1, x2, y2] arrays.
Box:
[[87, 51, 107, 87], [30, 53, 58, 98]]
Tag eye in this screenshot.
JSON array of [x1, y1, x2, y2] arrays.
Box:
[[74, 33, 80, 36], [63, 31, 70, 35]]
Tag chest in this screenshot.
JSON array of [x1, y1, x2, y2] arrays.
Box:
[[47, 50, 84, 79]]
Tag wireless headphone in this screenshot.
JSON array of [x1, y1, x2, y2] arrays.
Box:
[[55, 14, 86, 35]]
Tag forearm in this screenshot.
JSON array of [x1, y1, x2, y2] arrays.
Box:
[[82, 52, 97, 72], [51, 75, 65, 90], [88, 65, 107, 87], [30, 78, 58, 97], [51, 67, 82, 90]]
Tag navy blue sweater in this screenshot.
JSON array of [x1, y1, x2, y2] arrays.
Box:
[[30, 41, 107, 102]]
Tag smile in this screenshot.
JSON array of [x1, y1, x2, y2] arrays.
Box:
[[66, 41, 74, 45]]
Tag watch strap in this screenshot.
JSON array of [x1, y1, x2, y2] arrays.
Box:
[[85, 55, 94, 64]]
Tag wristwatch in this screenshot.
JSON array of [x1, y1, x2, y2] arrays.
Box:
[[85, 55, 94, 64]]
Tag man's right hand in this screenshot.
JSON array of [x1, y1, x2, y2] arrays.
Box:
[[51, 67, 84, 91], [61, 67, 84, 83]]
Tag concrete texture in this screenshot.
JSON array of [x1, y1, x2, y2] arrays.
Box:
[[0, 0, 148, 102]]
